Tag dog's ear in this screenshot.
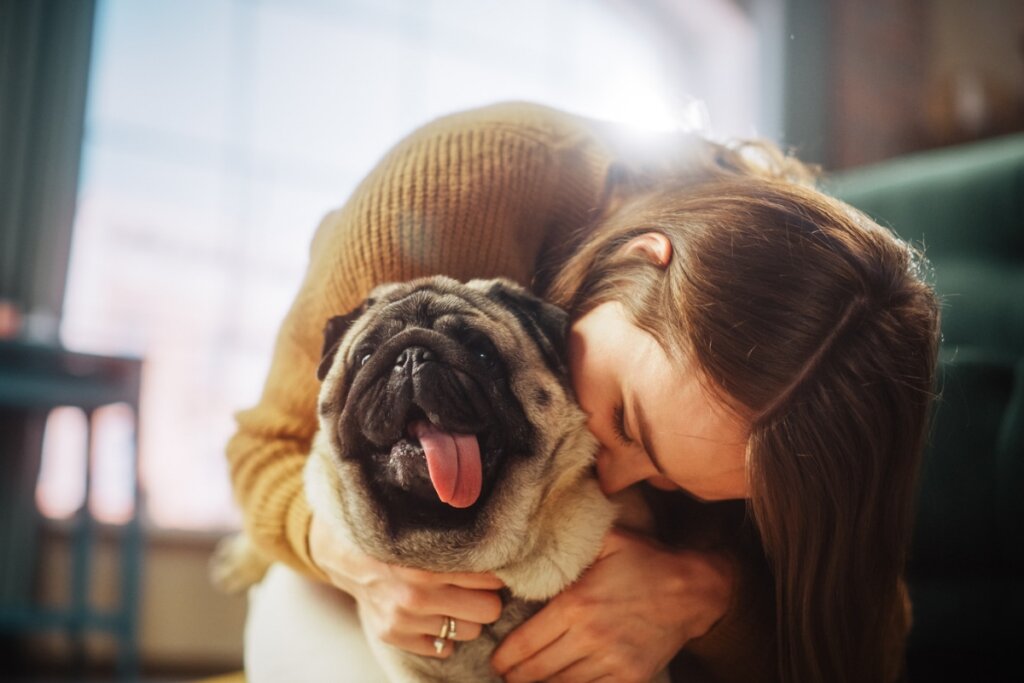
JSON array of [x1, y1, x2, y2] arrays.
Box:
[[485, 281, 569, 376], [317, 299, 373, 381]]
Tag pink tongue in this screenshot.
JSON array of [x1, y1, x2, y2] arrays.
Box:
[[408, 420, 482, 508]]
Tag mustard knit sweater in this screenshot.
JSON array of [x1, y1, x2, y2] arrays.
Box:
[[226, 101, 777, 682]]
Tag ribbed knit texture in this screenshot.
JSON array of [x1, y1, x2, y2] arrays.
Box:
[[226, 101, 778, 682]]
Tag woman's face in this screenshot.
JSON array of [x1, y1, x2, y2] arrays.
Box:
[[568, 301, 751, 501]]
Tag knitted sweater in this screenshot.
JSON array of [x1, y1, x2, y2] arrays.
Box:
[[226, 101, 778, 682]]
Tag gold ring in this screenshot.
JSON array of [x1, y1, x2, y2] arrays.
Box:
[[447, 617, 457, 640]]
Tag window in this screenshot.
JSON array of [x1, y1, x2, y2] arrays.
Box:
[[40, 0, 759, 530]]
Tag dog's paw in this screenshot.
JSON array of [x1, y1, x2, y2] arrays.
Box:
[[209, 533, 270, 593]]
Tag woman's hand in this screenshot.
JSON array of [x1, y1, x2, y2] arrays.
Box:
[[491, 528, 735, 682], [309, 512, 504, 657]]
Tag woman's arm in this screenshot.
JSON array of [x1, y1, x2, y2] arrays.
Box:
[[491, 529, 736, 682], [679, 548, 778, 682], [492, 490, 779, 682]]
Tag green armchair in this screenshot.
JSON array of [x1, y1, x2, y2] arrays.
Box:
[[828, 134, 1024, 682], [829, 133, 1024, 357]]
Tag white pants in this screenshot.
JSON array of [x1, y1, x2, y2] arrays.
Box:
[[245, 565, 674, 683], [244, 564, 390, 683]]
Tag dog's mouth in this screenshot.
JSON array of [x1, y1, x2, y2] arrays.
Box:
[[363, 405, 506, 514], [407, 419, 482, 507]]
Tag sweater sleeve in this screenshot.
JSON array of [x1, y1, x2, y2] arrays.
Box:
[[677, 555, 779, 683], [645, 490, 779, 683], [224, 102, 611, 576]]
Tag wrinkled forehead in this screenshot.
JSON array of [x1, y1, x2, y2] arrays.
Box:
[[341, 278, 529, 354], [366, 278, 497, 325]]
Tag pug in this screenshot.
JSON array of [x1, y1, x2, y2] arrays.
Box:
[[214, 276, 628, 682]]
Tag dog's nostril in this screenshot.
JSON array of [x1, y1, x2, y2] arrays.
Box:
[[395, 346, 434, 369]]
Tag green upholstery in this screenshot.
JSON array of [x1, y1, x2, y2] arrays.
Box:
[[828, 138, 1023, 681], [910, 352, 1014, 578], [905, 354, 1023, 680], [827, 133, 1024, 357], [999, 359, 1024, 574]]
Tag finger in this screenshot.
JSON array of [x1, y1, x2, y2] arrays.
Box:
[[385, 631, 456, 659], [441, 571, 505, 590], [503, 632, 584, 683], [395, 566, 504, 590], [547, 657, 617, 683], [410, 615, 483, 642], [597, 527, 630, 558], [553, 672, 617, 683], [491, 603, 571, 675], [420, 585, 502, 625]]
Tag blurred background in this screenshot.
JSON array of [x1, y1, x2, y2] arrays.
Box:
[[1, 0, 1022, 681]]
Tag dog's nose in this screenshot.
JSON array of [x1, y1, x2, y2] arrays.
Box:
[[394, 346, 435, 371]]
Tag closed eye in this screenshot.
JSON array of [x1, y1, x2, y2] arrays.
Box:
[[612, 403, 633, 446]]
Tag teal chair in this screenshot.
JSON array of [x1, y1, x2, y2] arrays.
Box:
[[902, 353, 1022, 681], [828, 133, 1024, 358], [0, 340, 143, 680], [829, 135, 1024, 681]]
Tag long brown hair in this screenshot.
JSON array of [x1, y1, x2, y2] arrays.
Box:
[[547, 140, 940, 683]]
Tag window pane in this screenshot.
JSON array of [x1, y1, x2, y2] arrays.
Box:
[[47, 0, 756, 530]]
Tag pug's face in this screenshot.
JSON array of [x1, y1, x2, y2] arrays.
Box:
[[315, 276, 593, 569]]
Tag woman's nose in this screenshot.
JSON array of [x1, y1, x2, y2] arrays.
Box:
[[595, 445, 652, 495]]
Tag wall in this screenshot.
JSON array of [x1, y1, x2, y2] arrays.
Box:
[[31, 524, 246, 676], [828, 0, 1024, 169], [923, 0, 1024, 146], [829, 0, 929, 168]]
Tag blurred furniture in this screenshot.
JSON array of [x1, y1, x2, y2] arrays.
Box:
[[829, 132, 1024, 357], [0, 339, 143, 680], [829, 133, 1024, 682], [193, 672, 247, 683]]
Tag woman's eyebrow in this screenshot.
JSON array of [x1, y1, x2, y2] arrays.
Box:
[[631, 396, 670, 476]]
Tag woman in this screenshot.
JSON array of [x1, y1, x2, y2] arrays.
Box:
[[228, 101, 939, 683]]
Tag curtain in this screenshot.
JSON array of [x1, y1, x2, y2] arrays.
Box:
[[0, 0, 96, 323], [0, 0, 97, 655]]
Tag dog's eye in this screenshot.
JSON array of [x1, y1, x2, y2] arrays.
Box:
[[359, 352, 372, 366], [463, 331, 499, 368]]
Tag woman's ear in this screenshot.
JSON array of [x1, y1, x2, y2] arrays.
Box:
[[622, 232, 672, 268]]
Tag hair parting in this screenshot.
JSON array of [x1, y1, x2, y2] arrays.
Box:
[[753, 293, 869, 422]]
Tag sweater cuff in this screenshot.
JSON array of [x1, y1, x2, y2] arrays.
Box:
[[681, 563, 777, 683], [285, 489, 330, 583]]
